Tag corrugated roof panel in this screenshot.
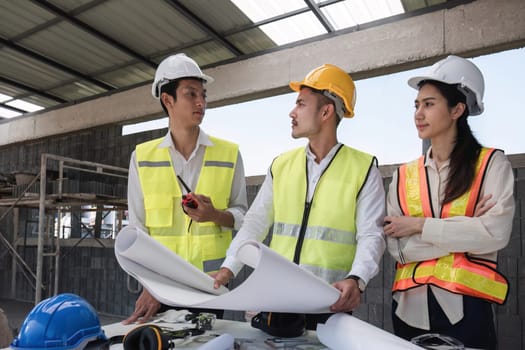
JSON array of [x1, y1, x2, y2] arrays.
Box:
[[0, 2, 55, 38], [0, 0, 457, 119], [49, 80, 107, 100], [401, 0, 446, 12], [15, 95, 60, 109], [0, 85, 26, 99], [19, 21, 134, 74], [47, 0, 95, 11], [175, 41, 237, 67], [96, 63, 155, 88], [75, 0, 210, 57], [0, 48, 75, 88], [226, 28, 277, 54], [182, 0, 279, 55], [0, 89, 59, 112]]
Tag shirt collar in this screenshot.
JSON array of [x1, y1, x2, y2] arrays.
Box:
[[424, 146, 450, 169], [305, 143, 342, 163], [158, 128, 214, 150]]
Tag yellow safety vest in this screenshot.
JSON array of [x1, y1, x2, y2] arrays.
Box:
[[270, 145, 375, 283], [393, 148, 509, 304], [135, 135, 238, 272]]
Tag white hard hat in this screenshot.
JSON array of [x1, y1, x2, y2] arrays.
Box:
[[151, 53, 214, 99], [408, 55, 485, 115]]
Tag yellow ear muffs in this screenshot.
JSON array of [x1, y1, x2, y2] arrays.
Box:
[[123, 325, 172, 350]]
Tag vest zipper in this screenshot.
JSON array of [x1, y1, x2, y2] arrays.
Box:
[[292, 144, 344, 264], [293, 201, 311, 264]]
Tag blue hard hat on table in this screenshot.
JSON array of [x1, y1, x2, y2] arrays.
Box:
[[10, 293, 107, 350]]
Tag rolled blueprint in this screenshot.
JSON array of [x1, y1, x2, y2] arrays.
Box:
[[115, 226, 340, 313], [317, 313, 424, 350]]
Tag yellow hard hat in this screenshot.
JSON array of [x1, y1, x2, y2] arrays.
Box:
[[289, 64, 356, 118]]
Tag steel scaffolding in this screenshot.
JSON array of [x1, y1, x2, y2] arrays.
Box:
[[0, 153, 128, 304]]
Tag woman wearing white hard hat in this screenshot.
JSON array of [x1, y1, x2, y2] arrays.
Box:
[[383, 55, 515, 349]]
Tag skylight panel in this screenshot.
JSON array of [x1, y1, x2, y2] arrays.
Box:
[[260, 12, 328, 45], [320, 0, 404, 29], [0, 107, 21, 119], [231, 0, 304, 21], [232, 0, 327, 45], [7, 99, 44, 113], [366, 0, 404, 19], [232, 0, 405, 46], [0, 93, 11, 103]]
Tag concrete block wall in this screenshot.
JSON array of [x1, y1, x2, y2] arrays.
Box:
[[57, 245, 136, 317], [0, 124, 523, 348], [0, 124, 165, 175]]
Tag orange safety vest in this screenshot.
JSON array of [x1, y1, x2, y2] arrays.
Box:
[[392, 148, 509, 305]]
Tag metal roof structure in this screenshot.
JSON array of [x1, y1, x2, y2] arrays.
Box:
[[0, 0, 460, 120]]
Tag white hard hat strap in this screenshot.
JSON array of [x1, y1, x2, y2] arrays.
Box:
[[156, 78, 173, 98], [457, 84, 479, 114]]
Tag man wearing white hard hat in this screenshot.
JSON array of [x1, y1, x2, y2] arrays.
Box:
[[123, 53, 248, 324], [383, 55, 514, 349]]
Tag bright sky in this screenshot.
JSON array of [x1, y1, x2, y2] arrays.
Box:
[[198, 48, 525, 176]]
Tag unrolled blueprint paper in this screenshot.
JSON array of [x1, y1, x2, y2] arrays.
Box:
[[316, 313, 424, 350], [115, 226, 228, 295], [115, 226, 340, 313]]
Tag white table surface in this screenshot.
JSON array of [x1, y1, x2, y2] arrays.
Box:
[[103, 319, 325, 350], [5, 317, 479, 349]]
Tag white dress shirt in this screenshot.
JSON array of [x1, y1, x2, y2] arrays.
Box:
[[127, 129, 248, 232], [222, 143, 386, 289], [387, 147, 515, 329]]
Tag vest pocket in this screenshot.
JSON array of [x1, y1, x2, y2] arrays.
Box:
[[144, 195, 174, 227], [199, 228, 231, 264]]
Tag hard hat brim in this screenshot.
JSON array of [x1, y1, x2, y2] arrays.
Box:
[[198, 73, 214, 84], [289, 81, 302, 92], [152, 73, 214, 99], [407, 75, 446, 90], [407, 75, 484, 116], [288, 80, 354, 118], [408, 74, 473, 90], [163, 73, 214, 84]]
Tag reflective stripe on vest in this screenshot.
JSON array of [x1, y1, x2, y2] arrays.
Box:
[[393, 148, 509, 304], [135, 136, 238, 272], [270, 146, 374, 283]]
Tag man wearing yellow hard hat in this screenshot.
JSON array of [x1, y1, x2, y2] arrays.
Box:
[[214, 63, 386, 332]]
